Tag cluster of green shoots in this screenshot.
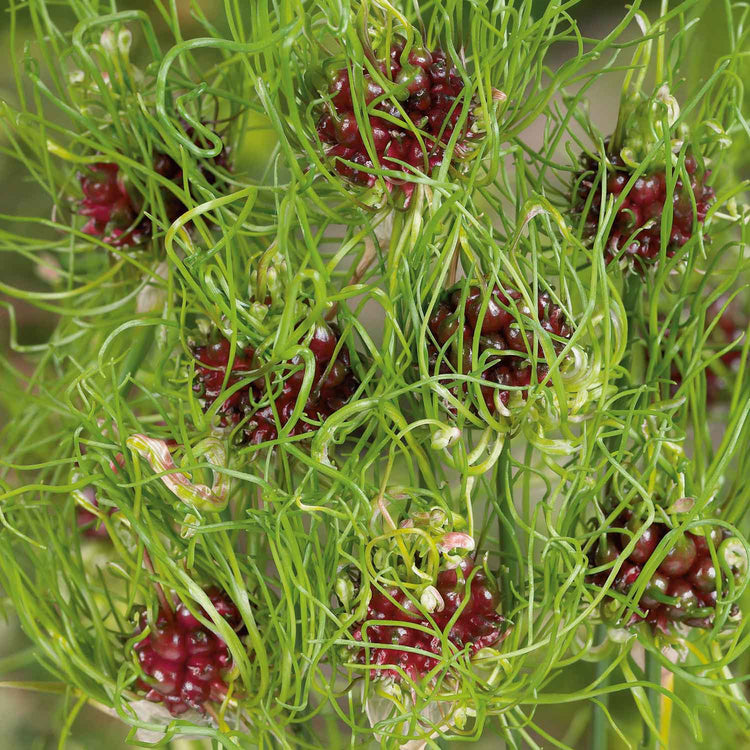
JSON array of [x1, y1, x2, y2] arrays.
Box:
[[0, 0, 749, 748]]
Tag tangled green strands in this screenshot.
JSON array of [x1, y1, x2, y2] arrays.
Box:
[[0, 0, 749, 748]]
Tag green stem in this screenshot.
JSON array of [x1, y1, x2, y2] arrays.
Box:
[[591, 625, 610, 750], [622, 273, 643, 353], [117, 326, 156, 396], [603, 272, 643, 491], [656, 0, 668, 85], [496, 439, 515, 615], [646, 650, 662, 750], [622, 271, 645, 406]]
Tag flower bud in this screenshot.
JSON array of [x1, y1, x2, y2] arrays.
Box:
[[431, 424, 461, 450], [250, 301, 269, 321], [661, 642, 687, 665], [196, 318, 212, 337], [420, 585, 444, 614], [265, 265, 281, 297], [599, 598, 622, 627], [35, 253, 63, 286], [608, 627, 634, 644], [136, 262, 169, 314], [335, 576, 355, 610], [373, 548, 388, 571], [428, 507, 449, 528], [665, 496, 694, 514], [100, 29, 117, 54], [720, 537, 748, 581], [453, 705, 469, 730], [654, 84, 680, 128], [437, 532, 475, 554], [117, 29, 133, 56], [704, 119, 731, 149]]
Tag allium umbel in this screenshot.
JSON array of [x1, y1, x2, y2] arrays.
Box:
[[134, 588, 244, 715], [317, 42, 488, 204], [77, 127, 230, 247], [192, 324, 358, 444], [588, 514, 745, 632], [574, 150, 714, 272], [428, 282, 572, 416], [351, 559, 507, 682]]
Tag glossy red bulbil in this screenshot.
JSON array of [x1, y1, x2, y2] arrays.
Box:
[[317, 44, 480, 204], [350, 559, 507, 682], [134, 587, 243, 715], [588, 518, 739, 632], [426, 284, 572, 418], [620, 517, 661, 564], [192, 325, 359, 445], [78, 127, 230, 248], [573, 150, 715, 273], [656, 534, 696, 577]]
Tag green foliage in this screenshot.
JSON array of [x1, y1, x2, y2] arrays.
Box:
[[0, 0, 749, 748]]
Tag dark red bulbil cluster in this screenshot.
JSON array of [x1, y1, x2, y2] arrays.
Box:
[[79, 162, 151, 247], [588, 513, 743, 632], [317, 43, 481, 203], [427, 284, 572, 416], [574, 150, 714, 272], [351, 560, 506, 682], [192, 324, 358, 445], [134, 588, 244, 715], [78, 128, 229, 247]]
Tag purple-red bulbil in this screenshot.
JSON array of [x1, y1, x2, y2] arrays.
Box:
[[78, 162, 151, 247], [78, 127, 229, 247]]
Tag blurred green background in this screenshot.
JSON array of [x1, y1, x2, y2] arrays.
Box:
[[0, 1, 739, 747]]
